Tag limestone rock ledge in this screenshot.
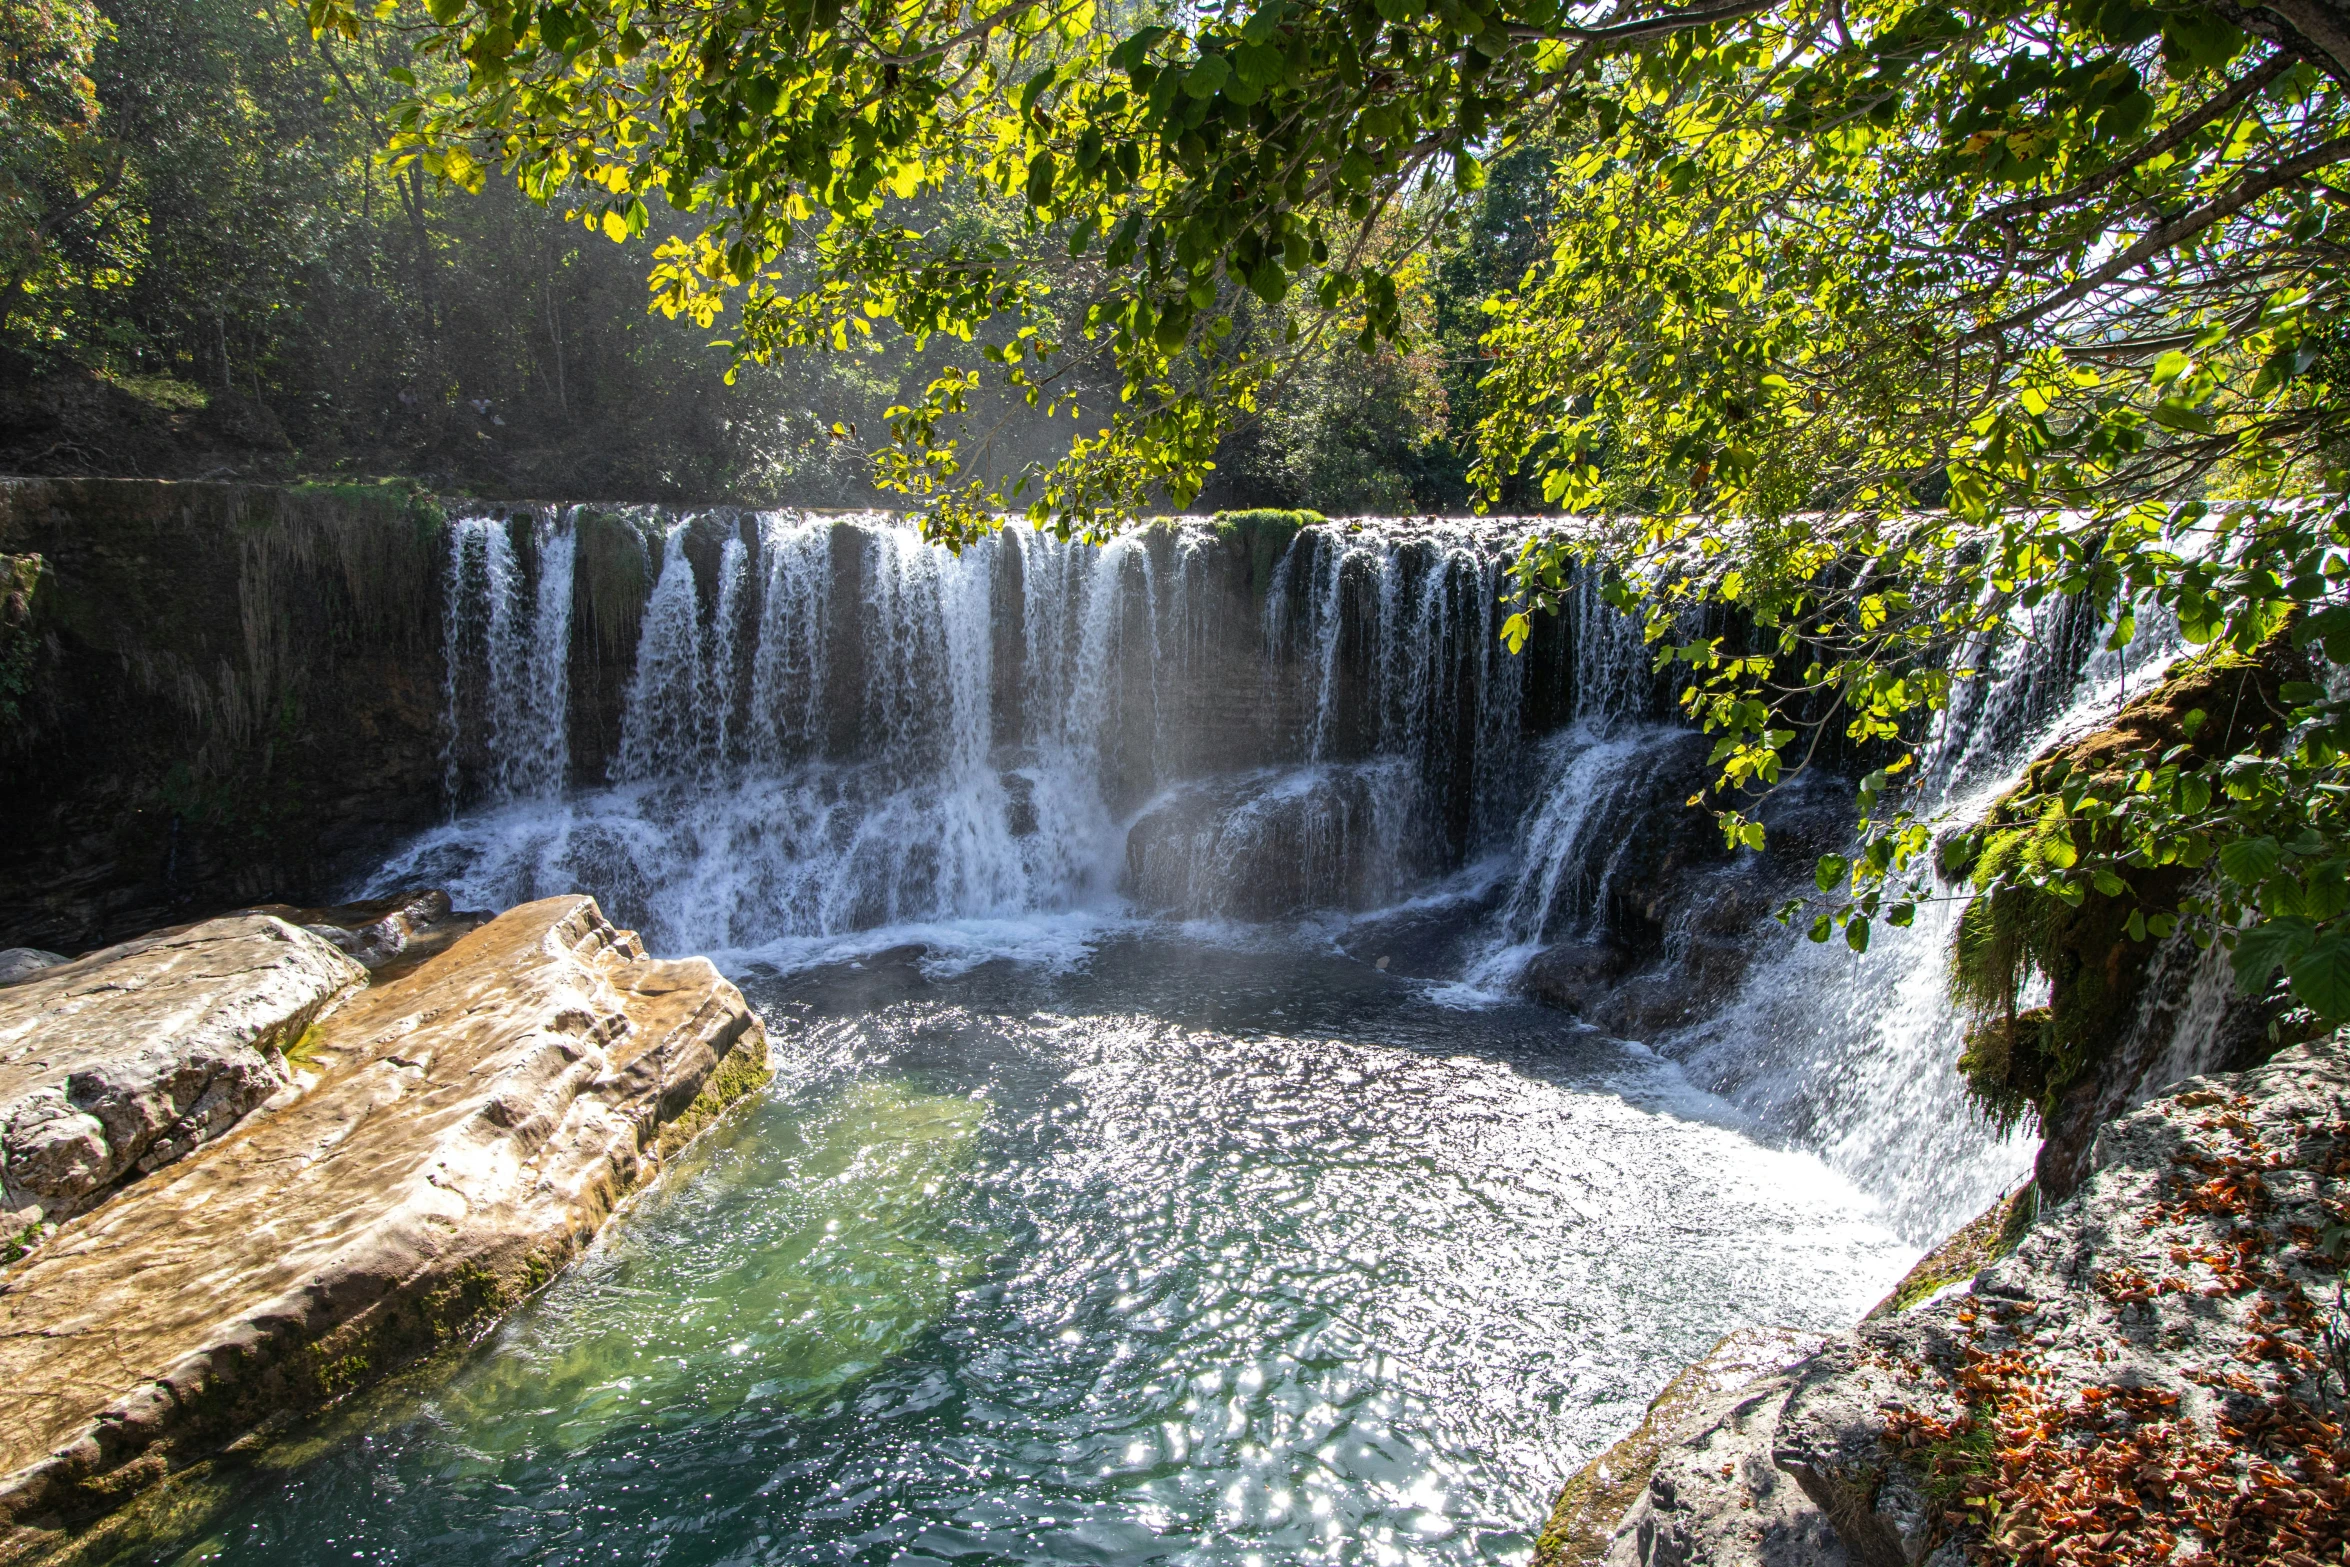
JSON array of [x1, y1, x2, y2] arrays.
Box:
[[1576, 1030, 2350, 1567], [0, 895, 768, 1559], [1533, 1327, 1843, 1567], [1, 914, 370, 1227]]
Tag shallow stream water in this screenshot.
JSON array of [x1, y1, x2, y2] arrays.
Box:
[[143, 932, 1914, 1567]]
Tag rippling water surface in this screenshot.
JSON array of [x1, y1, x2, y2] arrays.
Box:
[[135, 933, 1913, 1567]]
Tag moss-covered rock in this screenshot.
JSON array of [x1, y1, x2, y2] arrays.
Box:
[[1864, 1183, 2035, 1319], [1212, 508, 1322, 597], [0, 896, 767, 1558], [1945, 641, 2304, 1195]]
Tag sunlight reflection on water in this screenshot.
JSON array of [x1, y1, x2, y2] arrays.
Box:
[[154, 935, 1915, 1567]]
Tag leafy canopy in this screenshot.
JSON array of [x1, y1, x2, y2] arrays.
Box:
[[311, 0, 2350, 1022], [301, 0, 1830, 536], [1, 0, 140, 345], [1468, 0, 2349, 1021]]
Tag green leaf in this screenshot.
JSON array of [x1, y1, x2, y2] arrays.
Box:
[[1814, 853, 1850, 893], [2217, 835, 2281, 887], [2293, 605, 2350, 662], [2159, 11, 2243, 72], [1233, 41, 1284, 87], [1845, 916, 1870, 953], [1182, 56, 1230, 98], [2286, 926, 2350, 1022], [2230, 915, 2313, 995], [2150, 401, 2217, 435]]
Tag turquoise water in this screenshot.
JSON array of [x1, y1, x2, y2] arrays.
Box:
[[142, 934, 1913, 1566]]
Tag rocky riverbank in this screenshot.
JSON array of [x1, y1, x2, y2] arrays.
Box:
[[0, 894, 767, 1561], [1536, 1026, 2350, 1567]]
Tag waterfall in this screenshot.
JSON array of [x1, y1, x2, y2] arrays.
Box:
[[440, 510, 574, 806], [1650, 597, 2184, 1240], [414, 515, 1567, 946], [404, 506, 2222, 1242]]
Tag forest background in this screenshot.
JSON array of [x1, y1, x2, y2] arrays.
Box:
[[0, 0, 1518, 511]]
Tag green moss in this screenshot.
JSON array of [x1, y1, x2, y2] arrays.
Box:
[[1946, 809, 2148, 1136], [0, 550, 44, 735], [101, 372, 210, 412], [421, 1260, 511, 1340], [1868, 1184, 2036, 1318], [657, 1036, 775, 1159], [574, 508, 656, 657], [305, 1346, 373, 1404], [1213, 508, 1322, 597], [1946, 647, 2294, 1135], [278, 1022, 328, 1072]]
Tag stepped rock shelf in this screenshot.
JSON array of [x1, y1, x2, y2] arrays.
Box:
[[0, 895, 768, 1561]]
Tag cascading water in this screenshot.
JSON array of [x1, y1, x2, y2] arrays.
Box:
[[183, 506, 2217, 1567], [440, 509, 575, 804], [387, 515, 1559, 957], [1651, 593, 2186, 1240]]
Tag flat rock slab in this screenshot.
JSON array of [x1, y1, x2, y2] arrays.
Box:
[[1, 915, 368, 1226], [0, 895, 766, 1557]]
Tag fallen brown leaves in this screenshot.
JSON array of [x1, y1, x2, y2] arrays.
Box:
[[1881, 1099, 2350, 1567]]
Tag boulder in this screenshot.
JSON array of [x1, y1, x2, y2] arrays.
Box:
[[1522, 941, 1632, 1015], [0, 915, 368, 1226], [0, 895, 767, 1555], [1124, 764, 1422, 919], [0, 953, 62, 989]]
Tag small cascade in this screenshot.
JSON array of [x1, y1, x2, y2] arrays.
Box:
[[746, 515, 832, 766], [1653, 600, 2185, 1240], [439, 510, 574, 805], [1568, 569, 1652, 729], [1495, 727, 1690, 947], [615, 523, 709, 782]]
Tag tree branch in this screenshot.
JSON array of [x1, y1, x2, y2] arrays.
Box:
[[1962, 133, 2350, 347]]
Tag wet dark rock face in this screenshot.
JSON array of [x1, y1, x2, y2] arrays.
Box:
[[0, 479, 449, 952], [1520, 761, 1861, 1037]]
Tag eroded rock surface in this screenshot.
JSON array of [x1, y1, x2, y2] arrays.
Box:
[[0, 895, 767, 1557], [1576, 1031, 2350, 1567], [248, 888, 488, 980], [1534, 1327, 1839, 1567], [0, 953, 63, 988], [0, 915, 368, 1226]]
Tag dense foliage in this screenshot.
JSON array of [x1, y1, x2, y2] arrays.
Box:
[[1467, 0, 2350, 1033], [12, 0, 2350, 1044], [346, 0, 2350, 1040]]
